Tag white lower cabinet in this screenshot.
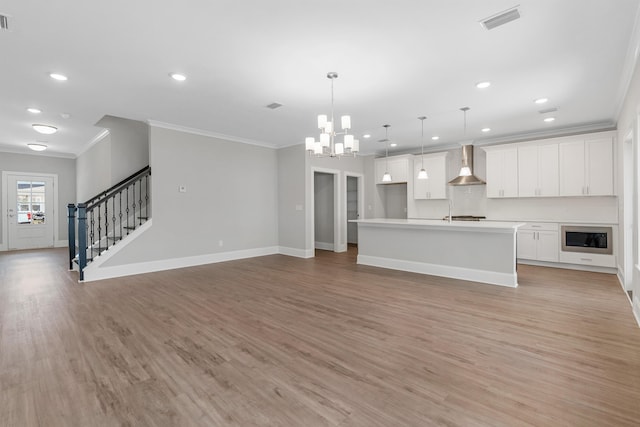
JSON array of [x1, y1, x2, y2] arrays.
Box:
[[517, 223, 559, 262]]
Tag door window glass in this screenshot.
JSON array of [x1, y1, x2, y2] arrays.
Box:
[[17, 181, 46, 224]]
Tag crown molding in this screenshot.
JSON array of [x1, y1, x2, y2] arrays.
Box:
[[74, 129, 110, 158], [614, 3, 640, 119], [147, 120, 278, 149], [0, 143, 76, 159]]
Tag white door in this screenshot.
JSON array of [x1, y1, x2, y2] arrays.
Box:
[[7, 175, 54, 250]]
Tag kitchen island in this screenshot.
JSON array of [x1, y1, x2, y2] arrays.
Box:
[[354, 218, 525, 287]]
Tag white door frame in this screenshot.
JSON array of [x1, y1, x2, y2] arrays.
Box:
[[623, 129, 634, 291], [1, 171, 59, 251], [309, 167, 341, 254]]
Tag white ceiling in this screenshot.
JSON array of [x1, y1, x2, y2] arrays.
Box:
[[1, 0, 639, 158]]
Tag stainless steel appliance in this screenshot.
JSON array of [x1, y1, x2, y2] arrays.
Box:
[[443, 215, 486, 221], [561, 225, 612, 255]]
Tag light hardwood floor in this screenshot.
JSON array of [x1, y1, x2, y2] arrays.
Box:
[[1, 247, 639, 426]]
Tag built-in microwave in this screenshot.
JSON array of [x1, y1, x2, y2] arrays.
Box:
[[561, 225, 612, 255]]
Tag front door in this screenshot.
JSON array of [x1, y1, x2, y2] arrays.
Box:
[[7, 174, 54, 250]]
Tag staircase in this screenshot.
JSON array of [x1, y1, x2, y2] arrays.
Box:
[[68, 166, 151, 280]]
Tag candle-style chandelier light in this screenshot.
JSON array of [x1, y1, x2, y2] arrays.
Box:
[[305, 72, 359, 157]]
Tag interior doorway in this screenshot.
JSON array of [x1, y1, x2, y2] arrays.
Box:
[[314, 172, 336, 251], [346, 175, 360, 246], [4, 173, 56, 250]]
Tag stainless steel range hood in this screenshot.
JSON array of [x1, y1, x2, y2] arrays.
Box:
[[448, 145, 486, 186]]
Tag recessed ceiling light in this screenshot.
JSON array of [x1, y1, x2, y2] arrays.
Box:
[[544, 117, 556, 122], [170, 73, 187, 81], [476, 81, 491, 89], [535, 98, 549, 104], [431, 136, 440, 141], [363, 134, 371, 139], [27, 107, 41, 114], [60, 112, 71, 119], [49, 73, 68, 81], [27, 143, 48, 151], [390, 143, 398, 147], [481, 127, 491, 132], [32, 124, 57, 134]]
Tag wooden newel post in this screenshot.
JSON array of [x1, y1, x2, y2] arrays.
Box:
[[67, 204, 76, 270], [77, 203, 87, 281]]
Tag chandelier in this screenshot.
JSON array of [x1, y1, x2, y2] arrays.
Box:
[[305, 72, 359, 157]]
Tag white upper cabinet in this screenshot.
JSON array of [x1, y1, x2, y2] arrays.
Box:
[[485, 146, 518, 198], [413, 153, 447, 199], [559, 138, 613, 196], [517, 143, 559, 197], [375, 155, 410, 184]]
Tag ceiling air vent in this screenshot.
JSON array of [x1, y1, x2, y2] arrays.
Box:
[[480, 6, 520, 30], [539, 107, 558, 114], [0, 14, 9, 31], [266, 102, 283, 110]]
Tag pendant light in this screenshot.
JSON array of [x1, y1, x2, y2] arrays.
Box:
[[381, 124, 392, 182], [417, 116, 428, 180], [459, 107, 472, 176]]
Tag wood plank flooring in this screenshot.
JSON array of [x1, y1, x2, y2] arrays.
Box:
[[1, 247, 639, 426]]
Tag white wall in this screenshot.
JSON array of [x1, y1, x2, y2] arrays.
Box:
[[76, 116, 149, 202], [76, 132, 111, 202], [277, 144, 308, 256], [0, 152, 76, 249], [96, 115, 149, 184], [96, 126, 278, 270]]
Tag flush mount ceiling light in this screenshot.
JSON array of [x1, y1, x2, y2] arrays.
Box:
[[476, 81, 491, 89], [390, 143, 398, 147], [417, 116, 428, 180], [535, 97, 549, 104], [544, 117, 556, 122], [32, 124, 57, 134], [481, 127, 491, 132], [305, 72, 359, 157], [26, 107, 41, 114], [49, 73, 68, 81], [381, 124, 392, 182], [432, 136, 440, 141], [170, 73, 187, 81], [27, 143, 47, 151], [363, 134, 371, 139]]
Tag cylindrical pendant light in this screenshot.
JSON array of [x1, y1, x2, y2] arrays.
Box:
[[417, 116, 428, 180]]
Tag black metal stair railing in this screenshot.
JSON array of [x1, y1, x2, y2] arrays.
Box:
[[68, 166, 151, 280]]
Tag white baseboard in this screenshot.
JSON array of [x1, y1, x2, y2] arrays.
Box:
[[357, 254, 518, 288], [55, 239, 69, 248], [314, 241, 334, 251], [84, 243, 280, 282], [517, 259, 618, 274], [278, 246, 314, 258]]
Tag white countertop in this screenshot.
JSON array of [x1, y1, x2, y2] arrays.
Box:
[[353, 218, 525, 231]]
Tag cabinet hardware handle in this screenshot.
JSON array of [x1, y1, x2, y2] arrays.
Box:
[[580, 258, 592, 262]]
